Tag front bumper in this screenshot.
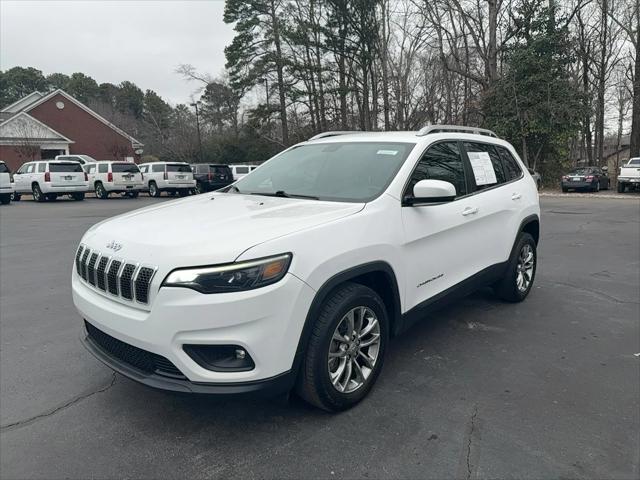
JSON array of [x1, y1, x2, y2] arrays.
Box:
[[72, 269, 315, 389]]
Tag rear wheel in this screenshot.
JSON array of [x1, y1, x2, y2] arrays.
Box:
[[593, 181, 600, 192], [149, 181, 160, 197], [71, 192, 85, 201], [0, 193, 10, 204], [32, 184, 45, 203], [11, 192, 20, 201], [95, 182, 109, 199], [494, 232, 537, 302], [195, 182, 204, 194], [296, 282, 388, 412]]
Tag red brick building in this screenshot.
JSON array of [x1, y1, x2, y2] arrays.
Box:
[[0, 90, 143, 172]]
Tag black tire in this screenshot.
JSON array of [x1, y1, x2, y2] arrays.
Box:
[[11, 192, 20, 201], [617, 183, 625, 193], [494, 232, 537, 303], [0, 193, 10, 205], [195, 182, 204, 194], [149, 181, 160, 197], [295, 282, 389, 412], [593, 181, 600, 192], [32, 184, 45, 203], [95, 182, 109, 199], [178, 189, 189, 197], [127, 191, 139, 198], [72, 192, 85, 201], [45, 193, 57, 201]]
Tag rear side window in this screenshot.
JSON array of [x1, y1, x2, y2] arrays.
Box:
[[408, 141, 468, 198], [151, 164, 164, 173], [0, 163, 8, 173], [86, 164, 96, 173], [167, 164, 191, 173], [234, 166, 250, 174], [98, 164, 108, 173], [112, 163, 140, 173], [463, 142, 506, 190], [496, 146, 522, 181], [49, 163, 83, 172], [37, 163, 46, 173]]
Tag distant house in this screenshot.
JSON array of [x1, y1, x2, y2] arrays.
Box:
[[0, 90, 143, 172]]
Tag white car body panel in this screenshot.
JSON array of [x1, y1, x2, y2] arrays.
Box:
[[139, 162, 196, 192], [72, 130, 540, 388], [618, 158, 640, 185], [87, 161, 143, 193]]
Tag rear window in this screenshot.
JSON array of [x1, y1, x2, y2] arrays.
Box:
[[49, 163, 83, 173], [234, 166, 250, 174], [0, 163, 9, 173], [627, 159, 640, 166], [213, 166, 231, 175], [167, 164, 191, 173], [112, 163, 140, 173]]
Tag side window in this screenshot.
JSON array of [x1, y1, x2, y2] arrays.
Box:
[[26, 164, 35, 174], [152, 164, 164, 173], [496, 146, 522, 181], [139, 165, 147, 173], [37, 163, 46, 173], [87, 164, 96, 173], [463, 142, 506, 190], [98, 163, 108, 173], [407, 141, 467, 198]]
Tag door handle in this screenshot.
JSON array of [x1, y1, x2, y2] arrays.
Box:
[[462, 206, 479, 216], [511, 193, 522, 200]]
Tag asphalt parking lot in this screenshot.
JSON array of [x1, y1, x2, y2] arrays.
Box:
[[1, 194, 639, 479]]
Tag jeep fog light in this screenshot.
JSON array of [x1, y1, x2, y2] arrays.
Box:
[[184, 344, 255, 372]]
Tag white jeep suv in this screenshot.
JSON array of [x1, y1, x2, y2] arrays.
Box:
[[86, 161, 143, 199], [13, 160, 89, 202], [72, 126, 540, 411], [138, 162, 195, 197]]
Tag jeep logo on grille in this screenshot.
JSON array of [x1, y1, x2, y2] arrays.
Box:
[[106, 240, 123, 252]]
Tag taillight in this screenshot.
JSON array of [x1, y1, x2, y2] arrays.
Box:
[[585, 175, 594, 181], [44, 171, 51, 182], [164, 171, 168, 180], [107, 172, 113, 182], [208, 172, 212, 181], [84, 172, 88, 181]]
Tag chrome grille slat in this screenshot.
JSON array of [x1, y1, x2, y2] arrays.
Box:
[[87, 253, 99, 286], [76, 245, 156, 305]]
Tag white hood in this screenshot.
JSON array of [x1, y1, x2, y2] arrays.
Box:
[[82, 193, 364, 266]]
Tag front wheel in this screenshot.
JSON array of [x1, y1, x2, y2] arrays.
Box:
[[95, 182, 109, 199], [149, 182, 160, 197], [494, 233, 537, 302], [32, 184, 45, 203], [296, 282, 388, 412], [195, 182, 204, 194]]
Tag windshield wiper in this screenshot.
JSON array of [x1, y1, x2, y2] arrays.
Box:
[[250, 190, 319, 200]]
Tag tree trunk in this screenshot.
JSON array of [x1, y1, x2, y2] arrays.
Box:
[[270, 1, 289, 144], [630, 19, 640, 157], [486, 0, 498, 85]]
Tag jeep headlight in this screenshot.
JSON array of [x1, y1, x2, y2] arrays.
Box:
[[162, 254, 292, 294]]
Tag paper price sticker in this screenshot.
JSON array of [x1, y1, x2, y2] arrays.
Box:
[[468, 152, 497, 185]]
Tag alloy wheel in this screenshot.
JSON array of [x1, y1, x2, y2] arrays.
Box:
[[516, 244, 535, 292], [328, 306, 381, 394]]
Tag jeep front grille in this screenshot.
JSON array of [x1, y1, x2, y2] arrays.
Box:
[[75, 244, 157, 305]]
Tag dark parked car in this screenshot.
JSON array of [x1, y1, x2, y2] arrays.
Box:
[[561, 166, 610, 192], [190, 164, 234, 194]]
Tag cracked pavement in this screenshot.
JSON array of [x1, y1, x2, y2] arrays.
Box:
[[1, 195, 639, 479]]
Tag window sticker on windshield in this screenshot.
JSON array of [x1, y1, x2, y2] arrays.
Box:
[[468, 151, 497, 185], [377, 150, 398, 155]]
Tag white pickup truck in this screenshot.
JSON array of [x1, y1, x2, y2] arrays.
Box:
[[617, 158, 640, 192]]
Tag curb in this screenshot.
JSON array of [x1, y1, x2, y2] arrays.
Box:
[[539, 191, 640, 200]]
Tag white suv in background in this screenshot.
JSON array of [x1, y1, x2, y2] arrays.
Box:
[[230, 164, 252, 181], [55, 154, 97, 168], [0, 161, 14, 204], [138, 162, 195, 197], [86, 161, 143, 199], [73, 126, 540, 412], [13, 160, 89, 202]]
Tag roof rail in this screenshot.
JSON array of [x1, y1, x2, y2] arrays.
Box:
[[308, 131, 363, 141], [416, 125, 498, 138]]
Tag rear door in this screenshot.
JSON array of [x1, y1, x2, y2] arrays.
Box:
[[49, 162, 85, 186], [111, 163, 141, 186], [166, 163, 192, 184], [15, 163, 35, 192], [460, 141, 524, 268]]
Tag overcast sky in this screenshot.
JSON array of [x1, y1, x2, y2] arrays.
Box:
[[0, 0, 235, 105]]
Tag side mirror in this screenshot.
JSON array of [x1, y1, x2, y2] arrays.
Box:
[[405, 179, 456, 205]]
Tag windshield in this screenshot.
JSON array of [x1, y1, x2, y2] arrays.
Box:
[[0, 163, 9, 173], [50, 163, 83, 173], [232, 142, 415, 202], [627, 158, 640, 166], [112, 163, 140, 173], [167, 164, 191, 172]]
